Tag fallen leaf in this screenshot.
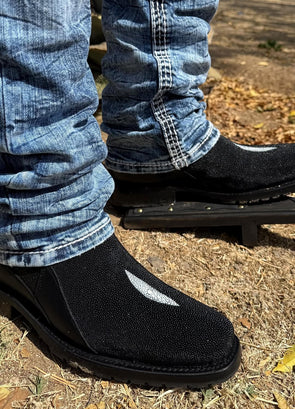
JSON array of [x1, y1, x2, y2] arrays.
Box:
[[273, 345, 295, 373], [253, 122, 264, 129], [274, 392, 291, 409], [288, 111, 295, 124], [0, 387, 10, 401], [249, 89, 259, 97], [0, 388, 29, 409], [239, 317, 251, 329], [20, 347, 30, 358], [100, 380, 109, 389]]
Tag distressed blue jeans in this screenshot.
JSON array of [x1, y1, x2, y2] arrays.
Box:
[[0, 0, 219, 267]]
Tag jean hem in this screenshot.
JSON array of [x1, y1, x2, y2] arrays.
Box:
[[105, 126, 220, 174], [0, 217, 114, 267]]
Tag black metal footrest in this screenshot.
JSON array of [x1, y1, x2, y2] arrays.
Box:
[[122, 196, 295, 246]]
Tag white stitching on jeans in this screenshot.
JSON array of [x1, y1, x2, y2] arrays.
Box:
[[150, 0, 187, 169], [0, 218, 111, 255]]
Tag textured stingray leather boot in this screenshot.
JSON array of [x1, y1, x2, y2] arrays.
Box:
[[107, 136, 295, 208], [0, 234, 241, 388]]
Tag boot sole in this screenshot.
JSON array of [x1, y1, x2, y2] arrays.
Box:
[[107, 179, 295, 211], [0, 286, 241, 389]]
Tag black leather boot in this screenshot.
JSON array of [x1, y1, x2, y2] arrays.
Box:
[[107, 136, 295, 208], [0, 234, 241, 388]]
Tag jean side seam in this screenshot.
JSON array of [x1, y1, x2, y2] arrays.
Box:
[[150, 0, 187, 170], [0, 65, 9, 153], [0, 217, 111, 256]]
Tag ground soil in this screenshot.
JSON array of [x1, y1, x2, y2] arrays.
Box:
[[210, 0, 295, 95], [0, 1, 294, 408]]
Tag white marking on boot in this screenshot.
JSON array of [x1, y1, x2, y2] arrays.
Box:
[[125, 270, 179, 306], [234, 143, 277, 152]]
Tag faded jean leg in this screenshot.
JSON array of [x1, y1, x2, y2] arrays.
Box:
[[0, 0, 114, 267], [102, 0, 220, 174]]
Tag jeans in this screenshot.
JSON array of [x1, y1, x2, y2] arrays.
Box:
[[103, 0, 220, 173], [0, 0, 219, 267]]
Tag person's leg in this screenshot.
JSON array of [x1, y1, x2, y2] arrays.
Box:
[[0, 0, 114, 267], [0, 0, 240, 387], [102, 0, 295, 206], [102, 0, 219, 173]]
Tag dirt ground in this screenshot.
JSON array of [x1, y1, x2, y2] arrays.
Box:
[[0, 0, 294, 408]]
